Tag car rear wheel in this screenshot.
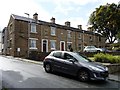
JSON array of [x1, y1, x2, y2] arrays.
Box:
[[78, 70, 90, 82], [44, 63, 52, 73]]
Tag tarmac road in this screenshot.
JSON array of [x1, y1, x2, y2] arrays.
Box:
[[0, 56, 120, 89]]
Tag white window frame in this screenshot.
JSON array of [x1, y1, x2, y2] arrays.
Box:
[[51, 27, 56, 36], [67, 30, 72, 38], [29, 38, 38, 49], [78, 33, 82, 39], [41, 39, 48, 52], [50, 40, 56, 50], [31, 23, 37, 33], [67, 42, 72, 50], [78, 44, 82, 51], [60, 41, 65, 51]]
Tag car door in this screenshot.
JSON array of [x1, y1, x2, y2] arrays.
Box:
[[62, 53, 78, 75], [52, 52, 65, 72]]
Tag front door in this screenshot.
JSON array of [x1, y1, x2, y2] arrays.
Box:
[[60, 41, 65, 51], [42, 40, 48, 52]]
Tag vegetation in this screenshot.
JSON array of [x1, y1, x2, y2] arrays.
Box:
[[88, 3, 120, 44], [93, 53, 120, 63], [111, 42, 120, 51]]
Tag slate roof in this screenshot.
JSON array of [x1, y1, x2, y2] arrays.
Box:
[[11, 14, 102, 36]]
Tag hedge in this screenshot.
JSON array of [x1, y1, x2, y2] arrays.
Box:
[[94, 53, 120, 63]]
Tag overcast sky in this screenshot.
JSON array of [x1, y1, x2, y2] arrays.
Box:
[[0, 0, 119, 31]]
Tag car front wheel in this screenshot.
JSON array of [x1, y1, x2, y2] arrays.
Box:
[[78, 70, 90, 82], [44, 63, 52, 73]]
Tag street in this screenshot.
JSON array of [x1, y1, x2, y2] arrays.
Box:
[[0, 55, 120, 89]]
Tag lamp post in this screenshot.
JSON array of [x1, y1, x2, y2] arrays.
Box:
[[24, 13, 30, 58]]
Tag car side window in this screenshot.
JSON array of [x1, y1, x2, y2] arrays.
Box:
[[53, 52, 62, 59], [64, 53, 76, 61]]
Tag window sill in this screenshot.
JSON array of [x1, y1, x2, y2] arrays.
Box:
[[51, 35, 56, 36], [30, 32, 37, 34], [29, 47, 38, 50], [51, 48, 56, 50]]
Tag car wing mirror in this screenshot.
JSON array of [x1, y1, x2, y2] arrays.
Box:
[[69, 59, 75, 63]]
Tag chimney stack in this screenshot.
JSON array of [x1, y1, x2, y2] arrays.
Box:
[[51, 17, 55, 23], [78, 25, 82, 30], [33, 13, 38, 21], [65, 21, 70, 27]]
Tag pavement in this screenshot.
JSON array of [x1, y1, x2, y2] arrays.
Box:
[[1, 55, 120, 83]]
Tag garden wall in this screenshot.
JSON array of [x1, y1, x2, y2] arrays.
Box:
[[104, 64, 120, 74]]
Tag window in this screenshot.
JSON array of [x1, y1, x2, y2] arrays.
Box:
[[31, 23, 36, 33], [50, 40, 56, 50], [44, 29, 48, 36], [10, 24, 13, 33], [29, 38, 38, 49], [64, 53, 76, 61], [67, 30, 71, 38], [67, 42, 73, 51], [53, 52, 62, 59], [99, 36, 101, 42], [67, 42, 72, 50], [90, 36, 93, 42], [78, 33, 82, 39], [78, 44, 82, 51], [51, 27, 56, 36]]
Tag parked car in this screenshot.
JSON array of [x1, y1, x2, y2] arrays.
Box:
[[100, 48, 112, 52], [43, 51, 108, 82], [83, 46, 103, 52]]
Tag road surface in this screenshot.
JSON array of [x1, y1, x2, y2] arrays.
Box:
[[0, 56, 120, 89]]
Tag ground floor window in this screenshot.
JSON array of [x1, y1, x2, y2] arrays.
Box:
[[50, 40, 56, 50], [67, 42, 73, 51], [29, 38, 38, 49], [78, 44, 82, 51]]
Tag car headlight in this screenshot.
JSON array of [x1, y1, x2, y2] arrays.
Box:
[[89, 65, 104, 72], [105, 67, 108, 71]]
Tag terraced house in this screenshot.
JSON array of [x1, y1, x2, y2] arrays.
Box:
[[2, 13, 106, 58]]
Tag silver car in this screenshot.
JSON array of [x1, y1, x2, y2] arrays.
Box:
[[83, 46, 102, 52]]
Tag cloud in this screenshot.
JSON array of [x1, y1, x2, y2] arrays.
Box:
[[0, 0, 51, 31], [0, 0, 120, 31]]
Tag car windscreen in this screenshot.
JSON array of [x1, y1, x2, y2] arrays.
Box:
[[71, 52, 92, 62]]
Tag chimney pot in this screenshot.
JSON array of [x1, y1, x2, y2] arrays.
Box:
[[33, 13, 38, 21], [65, 21, 70, 27], [51, 17, 55, 23], [78, 25, 82, 30]]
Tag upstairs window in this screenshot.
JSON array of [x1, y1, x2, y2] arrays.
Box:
[[9, 24, 13, 33], [89, 36, 93, 42], [78, 33, 82, 39], [31, 23, 36, 33], [99, 36, 101, 42], [67, 30, 72, 38], [51, 27, 56, 36]]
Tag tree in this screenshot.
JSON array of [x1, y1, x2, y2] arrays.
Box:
[[88, 3, 120, 44], [117, 32, 120, 42]]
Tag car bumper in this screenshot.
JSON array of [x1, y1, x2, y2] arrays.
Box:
[[90, 71, 109, 80]]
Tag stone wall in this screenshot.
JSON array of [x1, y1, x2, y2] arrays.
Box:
[[105, 64, 120, 74]]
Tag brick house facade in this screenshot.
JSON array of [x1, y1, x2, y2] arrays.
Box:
[[2, 13, 106, 58]]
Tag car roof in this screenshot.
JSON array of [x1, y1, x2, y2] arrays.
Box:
[[50, 50, 74, 54]]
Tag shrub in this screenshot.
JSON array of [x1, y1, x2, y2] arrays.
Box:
[[94, 53, 120, 63]]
